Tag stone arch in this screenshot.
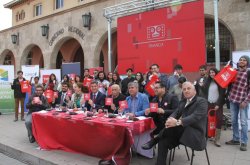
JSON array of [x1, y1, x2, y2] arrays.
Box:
[[0, 49, 15, 66], [50, 36, 83, 69], [204, 14, 235, 63], [20, 44, 44, 68], [94, 28, 117, 72]]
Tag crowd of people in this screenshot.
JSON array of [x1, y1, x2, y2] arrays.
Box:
[[10, 55, 250, 165]]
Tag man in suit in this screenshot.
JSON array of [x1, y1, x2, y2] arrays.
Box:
[[123, 82, 149, 117], [25, 85, 50, 143], [145, 81, 179, 136], [52, 82, 69, 107], [142, 82, 208, 165], [105, 84, 126, 114], [85, 81, 106, 112]]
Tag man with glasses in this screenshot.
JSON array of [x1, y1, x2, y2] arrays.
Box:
[[145, 81, 179, 136], [25, 85, 49, 143]]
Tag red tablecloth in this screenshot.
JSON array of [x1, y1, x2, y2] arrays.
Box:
[[32, 111, 155, 165]]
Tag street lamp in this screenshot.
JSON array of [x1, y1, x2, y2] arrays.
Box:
[[41, 24, 49, 39], [82, 12, 92, 30], [11, 33, 19, 45]]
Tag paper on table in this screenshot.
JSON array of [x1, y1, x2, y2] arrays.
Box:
[[136, 116, 147, 120], [38, 110, 48, 114]]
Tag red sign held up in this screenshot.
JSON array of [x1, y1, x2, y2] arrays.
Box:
[[105, 98, 113, 106]]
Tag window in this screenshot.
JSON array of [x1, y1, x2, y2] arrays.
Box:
[[55, 0, 64, 9], [205, 18, 234, 63], [26, 52, 33, 65], [34, 3, 42, 16], [4, 55, 12, 65]]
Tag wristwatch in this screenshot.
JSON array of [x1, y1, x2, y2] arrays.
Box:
[[176, 120, 181, 126]]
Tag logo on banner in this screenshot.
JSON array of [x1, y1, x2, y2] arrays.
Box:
[[147, 24, 165, 40], [0, 69, 8, 81]]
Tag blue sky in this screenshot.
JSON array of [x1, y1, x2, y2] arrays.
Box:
[[0, 0, 12, 31]]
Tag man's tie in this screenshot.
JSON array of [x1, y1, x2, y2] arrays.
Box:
[[60, 93, 65, 105], [93, 94, 96, 103], [185, 99, 190, 108]]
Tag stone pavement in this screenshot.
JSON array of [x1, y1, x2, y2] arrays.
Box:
[[0, 113, 250, 165]]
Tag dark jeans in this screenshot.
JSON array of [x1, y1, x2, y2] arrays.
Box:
[[15, 98, 25, 120], [156, 126, 184, 165]]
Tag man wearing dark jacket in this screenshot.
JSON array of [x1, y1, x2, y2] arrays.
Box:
[[25, 85, 49, 143], [11, 70, 26, 121], [145, 81, 179, 135], [121, 68, 135, 96], [142, 82, 208, 165]]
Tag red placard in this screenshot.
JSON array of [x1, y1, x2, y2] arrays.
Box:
[[53, 91, 58, 99], [214, 66, 237, 88], [44, 90, 54, 103], [33, 97, 40, 104], [66, 90, 72, 97], [145, 75, 159, 96], [150, 103, 158, 113], [83, 93, 90, 101], [68, 73, 76, 80], [20, 80, 30, 93], [42, 75, 50, 84], [83, 78, 92, 87], [119, 100, 128, 109], [105, 98, 113, 106], [107, 86, 112, 96], [117, 0, 205, 74]]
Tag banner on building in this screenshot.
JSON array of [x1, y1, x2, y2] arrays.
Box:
[[40, 69, 61, 84], [22, 65, 40, 83], [62, 62, 81, 79], [117, 0, 205, 74], [0, 65, 15, 113]]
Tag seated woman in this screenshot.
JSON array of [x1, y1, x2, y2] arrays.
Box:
[[67, 83, 85, 109]]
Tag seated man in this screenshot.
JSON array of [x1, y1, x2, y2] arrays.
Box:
[[52, 82, 70, 107], [123, 82, 149, 117], [25, 85, 50, 143], [145, 81, 179, 135], [85, 81, 106, 112], [105, 84, 126, 114], [142, 82, 208, 165]]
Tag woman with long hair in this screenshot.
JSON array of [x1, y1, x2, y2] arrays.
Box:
[[135, 72, 146, 93], [107, 72, 113, 84], [203, 68, 225, 147], [45, 73, 58, 91], [110, 72, 121, 87], [57, 74, 70, 92]]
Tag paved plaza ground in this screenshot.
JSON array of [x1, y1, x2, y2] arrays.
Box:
[[0, 113, 250, 165]]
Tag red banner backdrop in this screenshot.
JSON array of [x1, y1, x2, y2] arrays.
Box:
[[117, 0, 205, 74]]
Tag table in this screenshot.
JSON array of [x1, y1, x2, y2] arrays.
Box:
[[32, 111, 155, 165]]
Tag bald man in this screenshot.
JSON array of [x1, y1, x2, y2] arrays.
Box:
[[105, 84, 126, 113], [142, 82, 208, 165]]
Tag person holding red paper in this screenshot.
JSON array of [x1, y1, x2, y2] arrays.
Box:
[[123, 82, 149, 117], [96, 71, 110, 95], [45, 73, 58, 91], [11, 70, 26, 122], [84, 81, 105, 112], [105, 84, 126, 114], [25, 85, 49, 143], [52, 82, 70, 108], [145, 81, 179, 136]]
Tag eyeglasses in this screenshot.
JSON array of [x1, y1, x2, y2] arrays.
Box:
[[136, 74, 141, 76]]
